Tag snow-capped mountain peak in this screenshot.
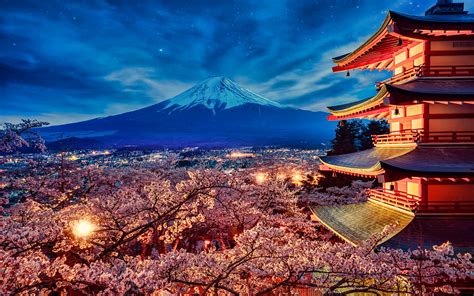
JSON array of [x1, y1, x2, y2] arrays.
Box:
[[164, 76, 283, 111]]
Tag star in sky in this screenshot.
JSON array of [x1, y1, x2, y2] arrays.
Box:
[[1, 0, 472, 124]]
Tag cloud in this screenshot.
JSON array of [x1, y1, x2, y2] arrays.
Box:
[[0, 0, 443, 123], [104, 67, 193, 101], [240, 35, 389, 111]]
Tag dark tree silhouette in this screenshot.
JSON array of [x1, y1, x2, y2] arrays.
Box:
[[328, 119, 389, 155], [327, 120, 362, 155], [359, 120, 390, 150]]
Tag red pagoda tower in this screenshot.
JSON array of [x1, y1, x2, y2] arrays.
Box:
[[313, 0, 474, 252]]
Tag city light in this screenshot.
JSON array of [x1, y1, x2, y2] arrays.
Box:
[[228, 151, 256, 158], [276, 173, 286, 181], [255, 172, 267, 184], [72, 219, 96, 238], [292, 172, 304, 186]]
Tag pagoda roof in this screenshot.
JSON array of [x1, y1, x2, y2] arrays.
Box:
[[319, 147, 414, 176], [321, 146, 474, 177], [312, 201, 474, 253], [384, 78, 474, 104], [391, 11, 474, 28], [327, 86, 389, 119], [380, 216, 474, 254], [328, 78, 474, 119], [328, 86, 388, 112], [381, 146, 474, 176], [332, 10, 474, 71], [311, 200, 414, 246]]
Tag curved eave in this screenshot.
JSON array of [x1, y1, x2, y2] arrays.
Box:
[[332, 11, 474, 71], [311, 200, 414, 247], [390, 11, 474, 31], [327, 86, 389, 118], [380, 162, 474, 177], [332, 13, 393, 65], [319, 147, 415, 177], [379, 146, 474, 176], [380, 216, 474, 254], [384, 81, 474, 104], [319, 157, 384, 177]]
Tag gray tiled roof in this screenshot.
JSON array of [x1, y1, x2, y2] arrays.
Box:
[[382, 146, 474, 175], [328, 78, 474, 114], [327, 96, 376, 112], [319, 148, 414, 171], [311, 200, 414, 246], [312, 201, 474, 253], [391, 11, 474, 24], [386, 78, 474, 99], [321, 146, 474, 175], [381, 216, 474, 254]]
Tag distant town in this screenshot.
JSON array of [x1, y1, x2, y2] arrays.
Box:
[[1, 0, 474, 295]]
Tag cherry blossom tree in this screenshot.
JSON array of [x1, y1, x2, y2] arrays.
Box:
[[0, 119, 49, 153], [1, 132, 473, 295], [300, 180, 374, 206]]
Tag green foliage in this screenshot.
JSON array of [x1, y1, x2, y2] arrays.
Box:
[[327, 120, 360, 155], [328, 119, 389, 155], [359, 120, 390, 151]]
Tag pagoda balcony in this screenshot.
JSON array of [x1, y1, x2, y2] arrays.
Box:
[[369, 189, 474, 213], [372, 130, 474, 147], [368, 188, 420, 211], [417, 200, 474, 214], [372, 130, 419, 147], [376, 65, 474, 89]]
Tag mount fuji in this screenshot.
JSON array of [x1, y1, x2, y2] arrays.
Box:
[[40, 77, 335, 149]]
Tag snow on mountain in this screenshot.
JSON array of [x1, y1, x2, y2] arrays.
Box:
[[40, 76, 336, 148], [164, 76, 283, 111]]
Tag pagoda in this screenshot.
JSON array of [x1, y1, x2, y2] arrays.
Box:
[[313, 0, 474, 252]]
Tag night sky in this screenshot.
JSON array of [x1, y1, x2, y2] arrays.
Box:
[[2, 0, 473, 125]]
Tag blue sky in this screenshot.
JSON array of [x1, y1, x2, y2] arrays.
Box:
[[1, 0, 473, 125]]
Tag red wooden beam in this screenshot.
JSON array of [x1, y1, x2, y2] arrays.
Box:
[[328, 106, 390, 121]]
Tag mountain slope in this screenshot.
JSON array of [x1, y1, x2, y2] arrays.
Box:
[[165, 77, 283, 111], [41, 77, 335, 148]]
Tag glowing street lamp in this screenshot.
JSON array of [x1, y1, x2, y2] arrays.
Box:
[[72, 219, 96, 239], [276, 173, 286, 181], [292, 172, 304, 186], [203, 239, 212, 251], [255, 172, 267, 184]]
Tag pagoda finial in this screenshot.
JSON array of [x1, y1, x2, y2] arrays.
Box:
[[425, 0, 467, 15]]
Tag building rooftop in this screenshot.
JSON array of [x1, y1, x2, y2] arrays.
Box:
[[327, 78, 474, 119], [332, 3, 474, 71], [311, 200, 414, 246], [312, 200, 474, 253], [380, 216, 474, 254], [321, 146, 474, 177], [396, 11, 474, 24], [319, 147, 414, 176], [327, 86, 388, 114], [382, 146, 474, 176], [385, 78, 474, 104]]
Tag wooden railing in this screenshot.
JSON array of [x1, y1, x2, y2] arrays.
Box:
[[369, 189, 474, 213], [417, 130, 474, 143], [423, 65, 474, 77], [369, 189, 420, 211], [376, 66, 422, 88], [376, 65, 474, 89], [372, 130, 474, 146], [372, 130, 419, 146], [417, 201, 474, 214]]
